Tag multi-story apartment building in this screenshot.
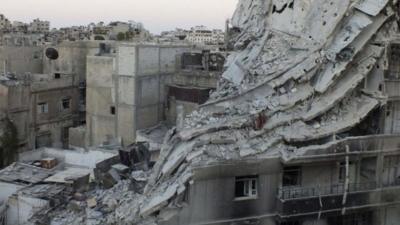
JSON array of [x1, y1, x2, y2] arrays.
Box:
[[186, 26, 225, 46], [0, 15, 11, 31], [135, 40, 400, 225], [29, 19, 50, 33], [85, 43, 192, 147], [0, 72, 79, 151], [84, 42, 225, 148]]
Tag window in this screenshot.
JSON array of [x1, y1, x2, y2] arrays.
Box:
[[110, 106, 116, 115], [54, 73, 61, 79], [283, 166, 301, 187], [61, 98, 71, 110], [235, 176, 258, 200], [37, 102, 48, 114]]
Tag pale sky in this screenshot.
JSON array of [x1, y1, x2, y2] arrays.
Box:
[[1, 0, 238, 34]]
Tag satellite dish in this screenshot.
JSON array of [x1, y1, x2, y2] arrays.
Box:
[[45, 48, 59, 60]]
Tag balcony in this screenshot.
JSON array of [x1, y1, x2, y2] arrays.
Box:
[[279, 182, 377, 200], [385, 79, 400, 100], [277, 181, 400, 218]]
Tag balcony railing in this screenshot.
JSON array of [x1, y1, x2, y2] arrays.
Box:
[[279, 182, 378, 200]]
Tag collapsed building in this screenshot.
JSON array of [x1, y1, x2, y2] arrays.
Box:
[[5, 0, 400, 225], [0, 147, 118, 225]]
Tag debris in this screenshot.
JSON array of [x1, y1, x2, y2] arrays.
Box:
[[87, 197, 97, 208]]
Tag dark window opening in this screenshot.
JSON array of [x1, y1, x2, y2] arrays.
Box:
[[54, 73, 61, 79], [110, 106, 116, 115], [62, 98, 71, 110], [235, 175, 258, 199], [168, 86, 212, 105], [283, 166, 301, 187], [346, 107, 382, 136]]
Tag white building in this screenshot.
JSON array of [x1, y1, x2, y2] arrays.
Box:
[[29, 18, 50, 33], [11, 21, 28, 33], [182, 26, 225, 46]]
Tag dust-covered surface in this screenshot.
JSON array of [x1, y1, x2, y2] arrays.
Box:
[[26, 1, 400, 224]]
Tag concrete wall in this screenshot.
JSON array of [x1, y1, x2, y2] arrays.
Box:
[[163, 159, 281, 225], [68, 126, 86, 148], [6, 195, 48, 225], [0, 182, 24, 203], [86, 43, 192, 147], [5, 84, 30, 146], [43, 41, 106, 82], [0, 46, 43, 74], [31, 79, 79, 149], [86, 55, 116, 146], [124, 45, 191, 143]]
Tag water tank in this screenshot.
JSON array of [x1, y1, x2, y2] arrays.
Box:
[[45, 48, 59, 60]]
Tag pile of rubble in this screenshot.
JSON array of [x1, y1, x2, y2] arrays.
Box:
[[142, 0, 399, 222], [28, 0, 400, 224]]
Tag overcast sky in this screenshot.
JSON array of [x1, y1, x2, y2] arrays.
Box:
[[1, 0, 238, 34]]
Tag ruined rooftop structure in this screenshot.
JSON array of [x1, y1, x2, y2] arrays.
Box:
[[17, 0, 400, 225]]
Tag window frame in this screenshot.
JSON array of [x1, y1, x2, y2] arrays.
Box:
[[110, 106, 116, 115], [282, 166, 302, 187], [234, 175, 258, 201], [37, 102, 49, 114], [61, 97, 71, 110]]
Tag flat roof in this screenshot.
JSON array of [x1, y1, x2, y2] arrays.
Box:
[[44, 167, 91, 184], [0, 163, 53, 185]]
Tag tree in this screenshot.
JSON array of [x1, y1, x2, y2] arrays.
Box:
[[117, 32, 126, 41], [94, 35, 105, 41], [0, 118, 18, 168]]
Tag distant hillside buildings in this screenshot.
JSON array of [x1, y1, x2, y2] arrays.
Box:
[[0, 13, 151, 46], [158, 26, 225, 47]]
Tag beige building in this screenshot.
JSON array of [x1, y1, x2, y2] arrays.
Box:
[[29, 18, 50, 33], [0, 15, 11, 31], [0, 45, 44, 73], [0, 73, 79, 151], [85, 43, 193, 146]]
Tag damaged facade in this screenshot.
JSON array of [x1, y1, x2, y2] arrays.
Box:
[[76, 0, 400, 225], [2, 0, 400, 225], [131, 1, 400, 224], [0, 72, 79, 151], [85, 43, 225, 148]]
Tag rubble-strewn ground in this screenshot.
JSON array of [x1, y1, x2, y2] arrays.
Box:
[[30, 0, 400, 224]]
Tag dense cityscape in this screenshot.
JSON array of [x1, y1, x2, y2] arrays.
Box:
[[0, 1, 400, 225]]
